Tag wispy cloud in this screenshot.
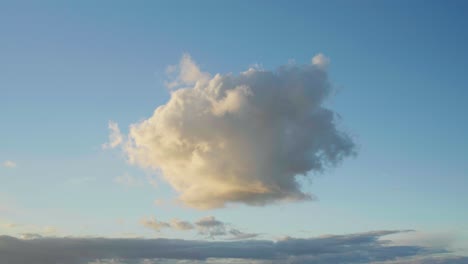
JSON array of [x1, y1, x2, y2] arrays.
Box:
[[140, 217, 170, 232], [66, 177, 96, 185], [0, 230, 465, 264], [142, 216, 257, 240], [194, 216, 236, 239], [114, 174, 143, 187], [140, 217, 195, 232], [0, 219, 59, 238], [2, 160, 17, 168], [102, 121, 123, 149], [169, 219, 195, 231], [0, 221, 18, 229]]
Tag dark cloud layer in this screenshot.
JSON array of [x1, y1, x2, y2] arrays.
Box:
[[1, 230, 466, 264]]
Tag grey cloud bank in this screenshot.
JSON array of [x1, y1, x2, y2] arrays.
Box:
[[1, 230, 467, 264]]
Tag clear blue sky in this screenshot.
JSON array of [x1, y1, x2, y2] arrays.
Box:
[[1, 0, 467, 259]]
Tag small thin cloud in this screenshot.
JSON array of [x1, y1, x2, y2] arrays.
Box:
[[19, 233, 43, 240], [169, 219, 195, 231], [146, 175, 158, 188], [102, 121, 123, 149], [195, 216, 258, 240], [114, 174, 143, 187], [66, 177, 96, 185], [195, 216, 227, 238], [140, 217, 170, 232], [153, 199, 164, 206], [228, 229, 259, 240], [141, 216, 257, 240], [1, 221, 18, 229], [141, 217, 194, 232], [2, 160, 17, 168]]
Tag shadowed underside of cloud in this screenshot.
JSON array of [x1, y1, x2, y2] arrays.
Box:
[[1, 230, 467, 264], [111, 54, 355, 209]]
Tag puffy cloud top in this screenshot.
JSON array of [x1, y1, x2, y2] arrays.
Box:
[[121, 54, 355, 209]]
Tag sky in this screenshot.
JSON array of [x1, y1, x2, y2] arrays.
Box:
[[1, 1, 468, 263]]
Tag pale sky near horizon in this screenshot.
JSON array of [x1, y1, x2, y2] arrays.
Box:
[[1, 1, 468, 263]]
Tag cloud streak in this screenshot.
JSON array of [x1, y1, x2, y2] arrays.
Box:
[[103, 121, 123, 149], [0, 230, 466, 264], [140, 218, 194, 232], [141, 216, 257, 240], [117, 54, 355, 209], [114, 174, 143, 188], [2, 160, 17, 168]]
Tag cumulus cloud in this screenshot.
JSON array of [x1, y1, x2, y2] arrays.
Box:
[[165, 54, 210, 89], [119, 54, 355, 209], [103, 121, 124, 149], [311, 53, 330, 70], [2, 160, 17, 168], [0, 231, 466, 264]]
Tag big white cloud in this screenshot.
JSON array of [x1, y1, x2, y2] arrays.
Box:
[[116, 54, 355, 209]]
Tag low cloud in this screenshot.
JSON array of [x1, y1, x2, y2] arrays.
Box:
[[2, 160, 17, 168], [141, 216, 257, 240], [19, 233, 43, 240], [0, 221, 17, 229], [169, 219, 194, 231], [140, 218, 170, 232], [141, 218, 194, 232], [195, 216, 227, 238], [116, 54, 355, 209], [227, 228, 259, 240], [0, 230, 466, 264]]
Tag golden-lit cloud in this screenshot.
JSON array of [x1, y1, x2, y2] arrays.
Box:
[[112, 54, 355, 209]]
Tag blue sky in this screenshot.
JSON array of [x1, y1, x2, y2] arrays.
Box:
[[1, 1, 468, 263]]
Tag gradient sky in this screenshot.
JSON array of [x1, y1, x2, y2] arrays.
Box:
[[1, 0, 468, 263]]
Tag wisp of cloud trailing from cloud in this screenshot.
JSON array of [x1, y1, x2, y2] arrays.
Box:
[[2, 160, 17, 168]]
